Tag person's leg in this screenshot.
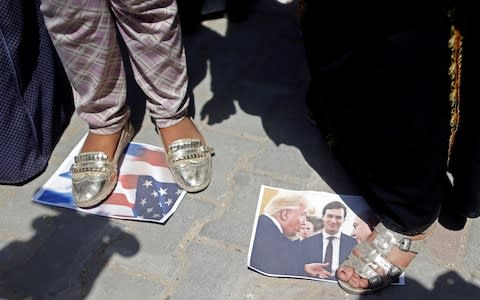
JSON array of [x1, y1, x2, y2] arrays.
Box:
[[176, 0, 206, 34], [110, 0, 202, 145], [302, 0, 453, 293], [40, 0, 133, 207], [305, 0, 452, 235], [40, 0, 131, 159], [110, 0, 213, 192]]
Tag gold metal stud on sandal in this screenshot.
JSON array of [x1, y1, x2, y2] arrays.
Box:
[[167, 138, 214, 193], [70, 122, 135, 208]]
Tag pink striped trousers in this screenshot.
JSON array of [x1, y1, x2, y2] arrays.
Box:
[[40, 0, 189, 134]]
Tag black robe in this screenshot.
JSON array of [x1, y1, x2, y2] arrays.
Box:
[[301, 0, 478, 234]]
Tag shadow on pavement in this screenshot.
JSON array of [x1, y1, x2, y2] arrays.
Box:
[[0, 208, 140, 299], [182, 0, 358, 194], [358, 271, 480, 300]]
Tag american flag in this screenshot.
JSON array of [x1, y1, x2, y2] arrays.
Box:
[[33, 140, 186, 223]]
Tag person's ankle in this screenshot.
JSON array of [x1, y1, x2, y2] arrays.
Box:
[[158, 117, 205, 149], [80, 131, 122, 161]]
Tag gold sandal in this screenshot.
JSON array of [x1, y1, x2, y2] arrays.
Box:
[[71, 122, 135, 208], [167, 138, 214, 193], [336, 223, 432, 295]]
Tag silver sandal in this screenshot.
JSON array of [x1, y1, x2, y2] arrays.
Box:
[[70, 122, 135, 208], [167, 138, 214, 193], [336, 223, 431, 295]]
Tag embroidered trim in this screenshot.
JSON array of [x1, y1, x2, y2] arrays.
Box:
[[447, 10, 463, 166]]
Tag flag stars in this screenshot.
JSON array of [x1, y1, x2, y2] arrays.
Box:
[[159, 187, 168, 196], [143, 179, 153, 188], [133, 175, 181, 222]]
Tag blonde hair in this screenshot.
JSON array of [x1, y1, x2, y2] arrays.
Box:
[[263, 191, 308, 215]]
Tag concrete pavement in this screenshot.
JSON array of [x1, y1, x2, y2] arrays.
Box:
[[1, 1, 480, 299]]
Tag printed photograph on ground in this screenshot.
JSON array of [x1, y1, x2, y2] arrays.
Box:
[[247, 185, 405, 285], [33, 136, 186, 224]]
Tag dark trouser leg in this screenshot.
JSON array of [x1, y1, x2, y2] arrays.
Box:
[[302, 1, 453, 234], [177, 0, 205, 34]]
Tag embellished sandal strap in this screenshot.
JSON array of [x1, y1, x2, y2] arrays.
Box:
[[74, 152, 108, 163], [168, 139, 203, 151], [342, 251, 381, 279], [71, 151, 117, 173], [373, 223, 425, 255], [355, 241, 403, 277], [167, 139, 214, 164]]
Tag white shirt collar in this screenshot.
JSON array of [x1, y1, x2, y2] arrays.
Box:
[[323, 229, 341, 239], [264, 213, 283, 234]]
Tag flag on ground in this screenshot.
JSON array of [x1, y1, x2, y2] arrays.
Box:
[[33, 138, 186, 223]]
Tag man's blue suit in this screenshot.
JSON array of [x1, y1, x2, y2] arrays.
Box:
[[249, 215, 305, 276], [300, 232, 357, 279]]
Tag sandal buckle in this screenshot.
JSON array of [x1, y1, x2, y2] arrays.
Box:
[[398, 238, 412, 252]]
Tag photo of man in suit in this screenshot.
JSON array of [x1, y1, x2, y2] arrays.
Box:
[[301, 200, 358, 280], [248, 190, 308, 276]]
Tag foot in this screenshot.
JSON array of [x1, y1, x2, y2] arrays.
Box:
[[159, 117, 213, 193], [72, 122, 135, 208], [80, 130, 122, 161], [336, 223, 434, 294], [158, 117, 205, 148]]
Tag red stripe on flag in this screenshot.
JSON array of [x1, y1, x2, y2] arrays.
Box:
[[118, 175, 138, 189], [104, 193, 135, 208]]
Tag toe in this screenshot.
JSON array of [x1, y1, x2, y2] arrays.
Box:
[[337, 265, 371, 290], [336, 265, 354, 281], [355, 276, 370, 289]]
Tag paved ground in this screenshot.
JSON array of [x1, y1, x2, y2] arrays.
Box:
[[1, 1, 480, 299]]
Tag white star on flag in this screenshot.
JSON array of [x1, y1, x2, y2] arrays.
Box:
[[159, 187, 168, 196], [143, 180, 153, 188]]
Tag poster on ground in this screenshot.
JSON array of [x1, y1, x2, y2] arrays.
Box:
[[247, 185, 405, 285]]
